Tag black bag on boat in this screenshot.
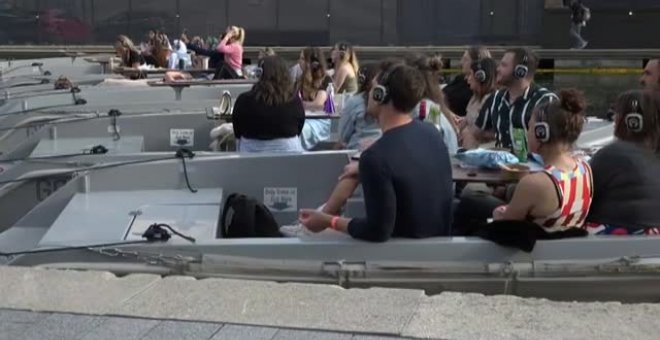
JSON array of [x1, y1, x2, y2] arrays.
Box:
[[474, 220, 587, 252], [219, 193, 282, 238]]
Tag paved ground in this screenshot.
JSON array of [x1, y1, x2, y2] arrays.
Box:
[[0, 310, 407, 340], [1, 266, 660, 340]]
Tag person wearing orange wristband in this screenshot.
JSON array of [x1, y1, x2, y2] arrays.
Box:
[[298, 61, 454, 241]]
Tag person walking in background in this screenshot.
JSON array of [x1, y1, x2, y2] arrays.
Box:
[[568, 0, 590, 49]]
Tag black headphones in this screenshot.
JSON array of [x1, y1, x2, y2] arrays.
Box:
[[372, 66, 398, 104], [474, 59, 488, 84], [358, 66, 367, 85], [534, 106, 551, 143], [514, 52, 529, 79], [309, 54, 321, 70], [253, 58, 265, 79], [337, 42, 350, 59], [625, 98, 644, 133]]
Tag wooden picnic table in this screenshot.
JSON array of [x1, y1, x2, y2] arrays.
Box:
[[115, 68, 217, 78], [147, 79, 256, 101], [206, 110, 341, 122], [451, 163, 521, 185], [83, 57, 116, 74], [345, 153, 522, 184]]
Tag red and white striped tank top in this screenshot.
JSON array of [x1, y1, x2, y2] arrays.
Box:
[[533, 159, 593, 232]]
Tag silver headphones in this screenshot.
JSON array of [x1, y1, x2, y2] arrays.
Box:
[[625, 99, 644, 133], [534, 106, 551, 143], [513, 53, 529, 79]]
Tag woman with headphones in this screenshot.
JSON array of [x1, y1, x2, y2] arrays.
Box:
[[491, 89, 593, 232], [336, 63, 382, 151], [407, 54, 459, 155], [460, 58, 498, 148], [585, 90, 660, 235], [297, 47, 334, 150], [330, 41, 359, 94]]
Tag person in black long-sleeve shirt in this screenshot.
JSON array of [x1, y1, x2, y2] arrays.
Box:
[[299, 63, 454, 241], [233, 56, 305, 153]]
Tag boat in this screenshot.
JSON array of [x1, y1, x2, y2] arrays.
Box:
[[1, 55, 644, 304], [1, 151, 658, 303]]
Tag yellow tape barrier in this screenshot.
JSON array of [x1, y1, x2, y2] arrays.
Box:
[[444, 68, 642, 75]]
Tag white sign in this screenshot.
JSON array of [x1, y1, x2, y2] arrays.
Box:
[[107, 125, 120, 134], [263, 187, 297, 212], [170, 128, 195, 147]]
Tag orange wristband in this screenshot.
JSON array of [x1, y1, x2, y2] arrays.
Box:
[[330, 216, 340, 230]]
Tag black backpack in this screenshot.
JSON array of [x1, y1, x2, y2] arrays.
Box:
[[219, 193, 282, 238]]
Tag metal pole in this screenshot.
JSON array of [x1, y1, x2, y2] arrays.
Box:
[[176, 0, 181, 33], [127, 0, 133, 38], [326, 0, 331, 45], [225, 0, 229, 28], [90, 0, 96, 43], [275, 0, 280, 45], [380, 0, 385, 45]]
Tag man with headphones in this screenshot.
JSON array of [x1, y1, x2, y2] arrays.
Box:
[[474, 48, 558, 160], [640, 58, 659, 90], [299, 62, 454, 241]]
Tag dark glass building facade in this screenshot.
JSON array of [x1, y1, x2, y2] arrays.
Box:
[[0, 0, 658, 48]]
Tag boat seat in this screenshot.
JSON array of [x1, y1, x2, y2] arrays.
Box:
[[38, 188, 223, 246], [344, 197, 366, 219], [30, 136, 145, 157]]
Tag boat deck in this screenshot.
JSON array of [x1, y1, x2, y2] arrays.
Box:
[[0, 266, 658, 340]]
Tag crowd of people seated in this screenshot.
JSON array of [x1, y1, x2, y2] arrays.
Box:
[[114, 27, 660, 242]]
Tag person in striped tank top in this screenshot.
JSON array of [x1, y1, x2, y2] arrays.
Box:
[[493, 89, 593, 232]]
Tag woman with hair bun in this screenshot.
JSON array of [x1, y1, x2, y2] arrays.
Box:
[[408, 54, 459, 155], [492, 89, 593, 231]]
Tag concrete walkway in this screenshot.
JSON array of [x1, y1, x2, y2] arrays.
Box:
[[0, 310, 405, 340], [1, 266, 660, 340]]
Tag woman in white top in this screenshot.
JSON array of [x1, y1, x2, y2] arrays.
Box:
[[460, 57, 497, 149], [407, 54, 460, 155]]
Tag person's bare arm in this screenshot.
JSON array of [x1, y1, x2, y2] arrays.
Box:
[[333, 65, 349, 92], [303, 90, 328, 111], [461, 125, 495, 149], [497, 174, 555, 221]]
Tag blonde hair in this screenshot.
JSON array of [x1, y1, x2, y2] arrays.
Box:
[[115, 35, 137, 51], [260, 47, 275, 58], [335, 42, 359, 74], [230, 26, 245, 45]]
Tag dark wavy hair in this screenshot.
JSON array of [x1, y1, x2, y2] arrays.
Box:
[[614, 89, 660, 152], [406, 54, 458, 132], [298, 47, 327, 101], [252, 56, 295, 106], [470, 57, 497, 99], [357, 63, 380, 100], [534, 88, 587, 145]]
